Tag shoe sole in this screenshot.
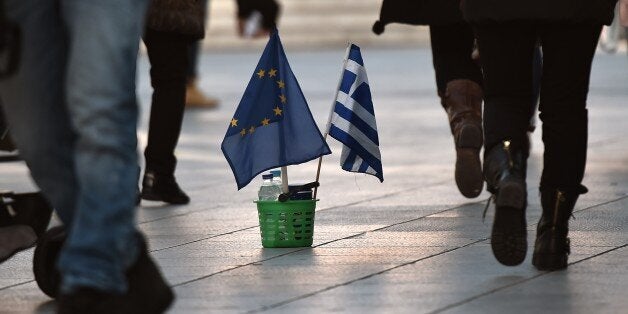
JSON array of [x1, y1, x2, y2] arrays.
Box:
[[455, 124, 483, 198], [532, 252, 568, 271], [141, 192, 189, 205], [33, 226, 66, 298], [491, 180, 527, 266]]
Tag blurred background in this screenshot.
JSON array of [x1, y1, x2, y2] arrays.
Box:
[[200, 0, 429, 51]]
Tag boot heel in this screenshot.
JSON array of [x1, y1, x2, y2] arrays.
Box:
[[495, 180, 526, 209], [491, 179, 527, 266], [457, 124, 483, 149], [532, 252, 568, 270], [454, 124, 484, 198]]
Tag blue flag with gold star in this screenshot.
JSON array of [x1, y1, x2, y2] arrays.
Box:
[[221, 30, 331, 189]]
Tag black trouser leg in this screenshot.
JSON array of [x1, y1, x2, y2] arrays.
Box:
[[429, 23, 483, 95], [474, 24, 537, 154], [537, 24, 601, 192], [143, 30, 190, 176]]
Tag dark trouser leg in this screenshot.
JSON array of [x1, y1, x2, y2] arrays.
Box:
[[429, 23, 482, 95], [532, 23, 601, 270], [430, 23, 485, 198], [143, 30, 190, 176], [475, 24, 537, 154], [186, 0, 208, 82], [474, 23, 538, 266], [537, 24, 601, 192]]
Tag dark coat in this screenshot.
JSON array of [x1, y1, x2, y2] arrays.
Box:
[[462, 0, 618, 25], [373, 0, 464, 35], [146, 0, 206, 40]]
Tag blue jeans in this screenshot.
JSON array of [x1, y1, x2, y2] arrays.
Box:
[[0, 0, 148, 294]]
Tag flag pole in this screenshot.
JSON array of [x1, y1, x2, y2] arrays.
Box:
[[281, 166, 289, 194], [313, 42, 352, 199]]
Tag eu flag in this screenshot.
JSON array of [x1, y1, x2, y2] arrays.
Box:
[[221, 30, 331, 190]]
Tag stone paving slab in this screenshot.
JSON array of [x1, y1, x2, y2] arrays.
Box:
[[0, 48, 627, 313]]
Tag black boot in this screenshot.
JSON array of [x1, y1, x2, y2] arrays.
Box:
[[532, 186, 586, 270], [41, 230, 174, 313], [57, 238, 175, 314], [141, 170, 190, 205], [484, 140, 528, 266]]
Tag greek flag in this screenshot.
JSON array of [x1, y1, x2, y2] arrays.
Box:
[[328, 44, 383, 182]]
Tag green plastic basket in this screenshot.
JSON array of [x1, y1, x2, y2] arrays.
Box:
[[255, 199, 316, 248]]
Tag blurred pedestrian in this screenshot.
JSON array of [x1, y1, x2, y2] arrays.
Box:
[[462, 0, 618, 269], [140, 0, 280, 205], [621, 0, 628, 26], [373, 1, 486, 198], [0, 0, 173, 312], [185, 0, 281, 109], [140, 0, 208, 205], [185, 0, 220, 109]]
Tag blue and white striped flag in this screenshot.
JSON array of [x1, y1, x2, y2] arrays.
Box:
[[328, 44, 383, 182]]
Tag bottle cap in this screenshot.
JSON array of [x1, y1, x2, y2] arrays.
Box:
[[262, 174, 273, 180], [270, 170, 281, 177]]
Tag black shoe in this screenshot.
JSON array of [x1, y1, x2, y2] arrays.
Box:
[[1, 192, 53, 263], [57, 287, 125, 314], [141, 171, 190, 205], [532, 186, 586, 271], [55, 234, 174, 313], [33, 226, 65, 298], [484, 140, 528, 266]]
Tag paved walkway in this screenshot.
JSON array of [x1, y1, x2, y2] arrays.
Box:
[[1, 47, 627, 313]]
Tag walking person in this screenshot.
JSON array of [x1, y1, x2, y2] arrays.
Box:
[[140, 1, 208, 205], [462, 0, 618, 268], [185, 0, 220, 109], [0, 0, 173, 312], [373, 1, 486, 198], [140, 0, 280, 205], [185, 0, 281, 109]]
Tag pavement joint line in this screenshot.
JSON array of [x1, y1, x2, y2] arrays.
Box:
[[138, 179, 447, 228], [148, 180, 449, 254], [229, 193, 628, 313], [0, 279, 35, 293], [2, 187, 625, 293], [426, 243, 628, 314], [150, 225, 259, 253], [247, 239, 488, 314], [171, 197, 492, 288]]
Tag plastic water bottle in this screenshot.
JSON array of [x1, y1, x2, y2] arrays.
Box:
[[270, 169, 282, 185], [258, 174, 281, 201]]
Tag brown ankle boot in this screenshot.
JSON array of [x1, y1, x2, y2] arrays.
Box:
[[441, 79, 484, 198]]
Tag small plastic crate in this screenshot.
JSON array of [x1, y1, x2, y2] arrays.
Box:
[[255, 199, 316, 248]]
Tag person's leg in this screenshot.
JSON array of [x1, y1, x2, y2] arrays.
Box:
[[532, 23, 602, 270], [186, 0, 208, 81], [144, 31, 189, 178], [141, 29, 191, 205], [57, 0, 147, 293], [476, 25, 537, 154], [474, 22, 537, 266], [538, 24, 601, 193], [0, 0, 78, 226], [185, 0, 219, 109], [429, 23, 484, 198], [429, 23, 482, 94]]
